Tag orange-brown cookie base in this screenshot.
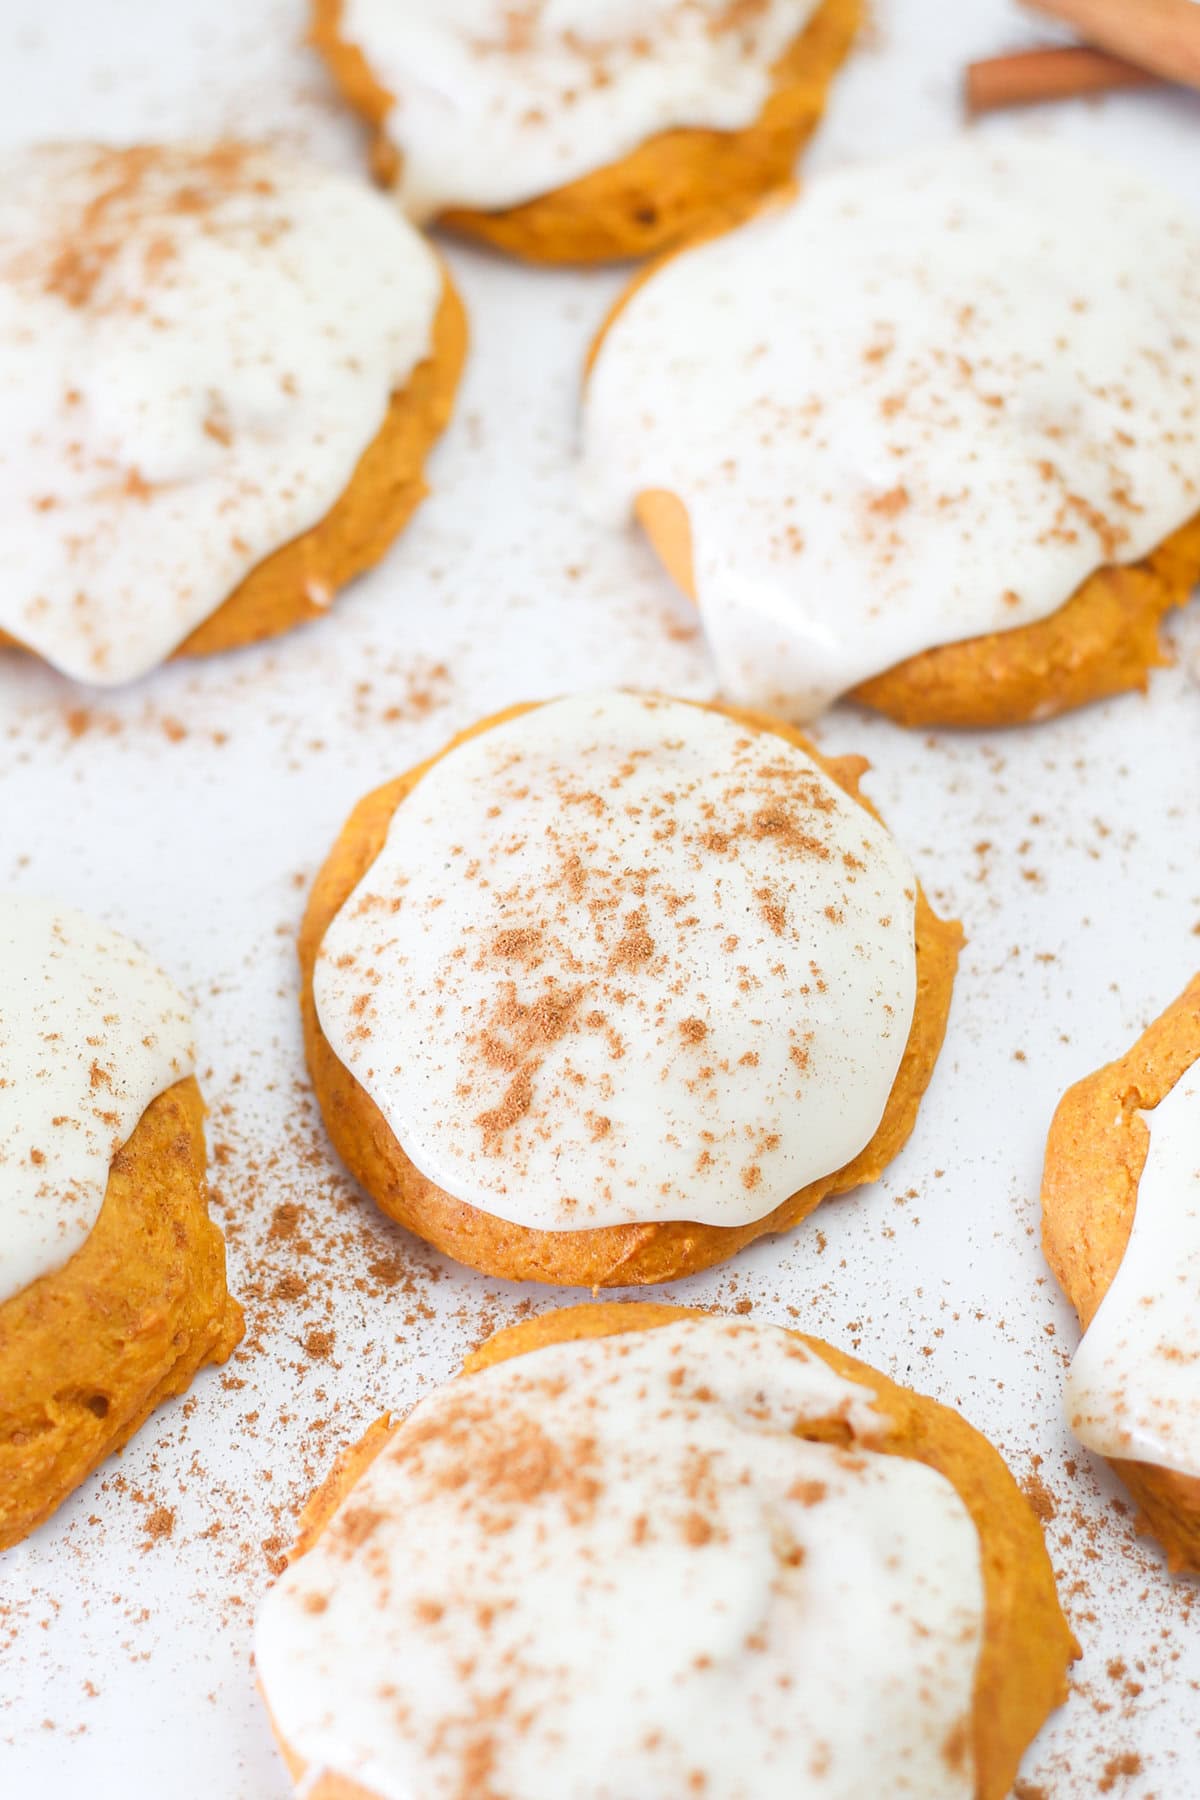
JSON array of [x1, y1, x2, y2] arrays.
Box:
[[267, 1303, 1076, 1800], [299, 697, 962, 1287], [852, 511, 1200, 729], [631, 488, 1200, 730], [0, 273, 466, 674], [1042, 973, 1200, 1572], [311, 0, 861, 264], [0, 1076, 243, 1550]]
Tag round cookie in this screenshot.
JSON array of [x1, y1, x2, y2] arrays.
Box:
[[0, 141, 466, 685], [583, 140, 1200, 728], [1042, 974, 1200, 1573], [0, 901, 243, 1549], [300, 693, 961, 1286], [310, 0, 861, 264], [258, 1304, 1076, 1800]]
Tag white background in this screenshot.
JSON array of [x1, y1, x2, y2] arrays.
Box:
[[1, 3, 1198, 1796]]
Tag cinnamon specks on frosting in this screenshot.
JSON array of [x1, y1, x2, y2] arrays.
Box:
[[474, 0, 775, 61], [338, 0, 821, 217], [0, 140, 442, 683], [315, 693, 918, 1233], [582, 139, 1200, 722], [257, 1316, 985, 1800], [26, 143, 280, 313]]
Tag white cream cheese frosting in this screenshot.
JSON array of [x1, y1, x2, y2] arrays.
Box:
[[256, 1315, 985, 1799], [314, 692, 917, 1232], [1065, 1063, 1200, 1479], [582, 139, 1200, 722], [0, 896, 194, 1307], [0, 140, 443, 686], [336, 0, 822, 217]]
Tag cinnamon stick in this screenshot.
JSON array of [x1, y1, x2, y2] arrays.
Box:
[[966, 45, 1159, 113], [1022, 0, 1200, 89]]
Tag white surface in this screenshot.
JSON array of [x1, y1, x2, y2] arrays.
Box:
[[0, 3, 1198, 1797], [258, 1317, 982, 1800]]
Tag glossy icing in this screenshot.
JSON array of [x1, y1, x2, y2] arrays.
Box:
[[1066, 1062, 1200, 1478], [338, 0, 821, 215], [0, 896, 194, 1305], [314, 693, 917, 1231], [257, 1315, 984, 1798], [0, 141, 442, 684], [582, 140, 1200, 721]]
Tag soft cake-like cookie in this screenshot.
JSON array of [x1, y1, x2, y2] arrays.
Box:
[[0, 898, 243, 1549], [0, 141, 465, 685], [311, 0, 860, 263], [1042, 974, 1200, 1572], [300, 691, 961, 1285], [583, 140, 1200, 727], [257, 1304, 1075, 1799]]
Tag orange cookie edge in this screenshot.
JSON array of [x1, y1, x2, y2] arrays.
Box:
[[0, 1076, 243, 1550], [1042, 973, 1200, 1572]]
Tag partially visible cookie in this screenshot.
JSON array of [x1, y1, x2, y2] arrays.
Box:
[[1042, 974, 1200, 1572], [0, 898, 242, 1549], [300, 690, 961, 1286], [311, 0, 860, 263], [583, 140, 1200, 727], [0, 141, 465, 685], [257, 1305, 1075, 1800]]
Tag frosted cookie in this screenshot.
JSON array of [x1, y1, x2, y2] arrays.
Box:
[[310, 0, 860, 264], [583, 140, 1200, 728], [0, 897, 243, 1549], [0, 141, 466, 686], [257, 1304, 1075, 1800], [1042, 974, 1200, 1573], [300, 692, 961, 1286]]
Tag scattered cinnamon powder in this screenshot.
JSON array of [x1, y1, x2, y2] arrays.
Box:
[[1097, 1751, 1142, 1791], [34, 144, 273, 313], [476, 1069, 534, 1153], [142, 1506, 175, 1547]]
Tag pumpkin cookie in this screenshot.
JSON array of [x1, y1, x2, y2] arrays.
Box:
[[0, 898, 243, 1550], [311, 0, 860, 263], [0, 140, 465, 685], [301, 691, 960, 1286], [1042, 974, 1200, 1573], [583, 139, 1200, 727], [257, 1304, 1075, 1799]]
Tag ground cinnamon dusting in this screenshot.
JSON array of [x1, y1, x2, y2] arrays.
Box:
[[31, 144, 275, 313], [324, 702, 898, 1226]]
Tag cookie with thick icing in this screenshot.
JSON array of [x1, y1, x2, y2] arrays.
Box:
[[1042, 974, 1200, 1572], [583, 140, 1200, 728], [0, 899, 243, 1549], [0, 141, 465, 685], [310, 0, 860, 263], [257, 1304, 1075, 1799], [300, 691, 961, 1285]]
